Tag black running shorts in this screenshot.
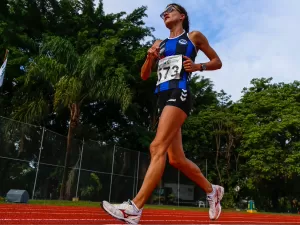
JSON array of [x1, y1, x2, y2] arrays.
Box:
[[156, 88, 192, 117]]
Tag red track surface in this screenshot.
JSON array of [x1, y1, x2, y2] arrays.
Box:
[[0, 204, 299, 224]]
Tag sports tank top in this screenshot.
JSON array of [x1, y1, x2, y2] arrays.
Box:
[[154, 30, 197, 94]]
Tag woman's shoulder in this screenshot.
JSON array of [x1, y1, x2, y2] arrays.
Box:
[[188, 30, 207, 41], [188, 30, 209, 49], [151, 39, 163, 48]]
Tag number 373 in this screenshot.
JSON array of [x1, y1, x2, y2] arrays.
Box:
[[157, 65, 180, 81]]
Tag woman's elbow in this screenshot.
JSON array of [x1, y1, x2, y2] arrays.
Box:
[[140, 72, 149, 80], [217, 59, 222, 69]]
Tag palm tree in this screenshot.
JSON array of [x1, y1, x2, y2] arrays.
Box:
[[11, 35, 132, 199]]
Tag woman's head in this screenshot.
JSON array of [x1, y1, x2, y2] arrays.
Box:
[[160, 3, 189, 32]]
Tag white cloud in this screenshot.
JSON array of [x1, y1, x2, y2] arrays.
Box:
[[194, 0, 300, 101], [100, 0, 172, 37], [99, 0, 300, 102]]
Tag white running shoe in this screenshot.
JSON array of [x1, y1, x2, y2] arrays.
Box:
[[207, 184, 224, 220], [101, 199, 142, 224]]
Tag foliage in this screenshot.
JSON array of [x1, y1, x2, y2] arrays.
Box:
[[80, 173, 102, 200]]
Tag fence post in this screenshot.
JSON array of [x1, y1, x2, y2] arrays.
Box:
[[132, 161, 136, 198], [158, 181, 161, 205], [135, 151, 140, 195], [32, 127, 45, 199], [75, 138, 84, 198], [108, 145, 116, 202], [177, 170, 180, 207], [205, 158, 208, 178], [206, 158, 208, 207]]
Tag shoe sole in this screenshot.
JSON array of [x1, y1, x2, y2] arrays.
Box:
[[100, 202, 138, 224], [211, 186, 225, 221], [215, 186, 224, 220], [215, 205, 222, 220]]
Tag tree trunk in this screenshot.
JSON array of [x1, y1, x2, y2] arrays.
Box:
[[225, 132, 234, 180], [113, 151, 130, 201], [151, 102, 159, 131], [59, 103, 80, 200], [215, 122, 223, 185], [215, 141, 222, 185], [234, 153, 239, 172]]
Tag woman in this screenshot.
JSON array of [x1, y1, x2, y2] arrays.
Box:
[[102, 3, 224, 224]]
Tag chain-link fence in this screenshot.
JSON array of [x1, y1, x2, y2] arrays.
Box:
[[0, 116, 209, 207]]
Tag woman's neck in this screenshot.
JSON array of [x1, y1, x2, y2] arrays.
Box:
[[169, 26, 185, 38]]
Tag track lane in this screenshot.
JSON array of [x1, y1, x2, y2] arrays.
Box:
[[0, 204, 299, 224]]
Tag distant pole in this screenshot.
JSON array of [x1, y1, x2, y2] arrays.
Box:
[[132, 161, 136, 198], [178, 170, 180, 207], [158, 181, 161, 205], [0, 49, 9, 90], [109, 145, 116, 202], [135, 152, 140, 195], [32, 127, 45, 199], [75, 138, 84, 198], [206, 159, 208, 207], [3, 49, 9, 62], [206, 159, 207, 178]]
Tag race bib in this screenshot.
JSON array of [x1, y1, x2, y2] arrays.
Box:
[[156, 55, 182, 86]]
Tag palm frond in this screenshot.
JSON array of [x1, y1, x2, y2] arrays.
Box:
[[78, 38, 120, 80], [89, 67, 132, 111], [25, 56, 67, 85], [77, 38, 132, 110], [54, 76, 82, 111], [11, 97, 49, 124], [40, 36, 79, 73]]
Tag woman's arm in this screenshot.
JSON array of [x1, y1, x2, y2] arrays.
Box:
[[141, 40, 162, 80], [187, 31, 222, 72]]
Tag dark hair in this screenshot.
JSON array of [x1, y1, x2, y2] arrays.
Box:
[[167, 3, 190, 32]]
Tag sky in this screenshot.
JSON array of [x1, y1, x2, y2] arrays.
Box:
[[98, 0, 300, 102]]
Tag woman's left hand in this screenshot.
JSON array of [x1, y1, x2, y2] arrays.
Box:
[[183, 55, 198, 73]]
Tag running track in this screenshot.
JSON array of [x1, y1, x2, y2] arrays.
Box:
[[0, 204, 299, 224]]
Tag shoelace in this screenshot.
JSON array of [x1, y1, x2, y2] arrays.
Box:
[[116, 202, 130, 210], [116, 200, 134, 211]]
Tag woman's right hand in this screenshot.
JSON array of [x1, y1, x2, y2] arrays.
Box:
[[147, 41, 161, 60], [141, 40, 162, 80]]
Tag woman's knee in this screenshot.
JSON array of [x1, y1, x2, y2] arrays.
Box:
[[149, 141, 168, 159], [169, 157, 186, 169]]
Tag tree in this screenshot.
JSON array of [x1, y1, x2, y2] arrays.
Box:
[[10, 35, 132, 199], [3, 0, 155, 200], [234, 78, 300, 211]]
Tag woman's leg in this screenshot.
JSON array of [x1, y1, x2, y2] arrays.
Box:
[[167, 128, 213, 193], [132, 105, 187, 209], [167, 128, 224, 220]]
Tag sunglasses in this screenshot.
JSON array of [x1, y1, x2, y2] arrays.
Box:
[[160, 6, 178, 19]]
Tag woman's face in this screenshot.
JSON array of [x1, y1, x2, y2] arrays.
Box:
[[160, 5, 185, 29]]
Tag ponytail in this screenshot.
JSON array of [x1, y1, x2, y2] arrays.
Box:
[[183, 15, 190, 32]]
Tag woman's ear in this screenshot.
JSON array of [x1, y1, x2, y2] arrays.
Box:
[[180, 14, 186, 21]]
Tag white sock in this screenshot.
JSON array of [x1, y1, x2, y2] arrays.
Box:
[[130, 200, 140, 211], [207, 185, 216, 197]]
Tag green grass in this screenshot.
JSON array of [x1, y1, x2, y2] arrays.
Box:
[[30, 200, 101, 207], [3, 199, 206, 210]]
